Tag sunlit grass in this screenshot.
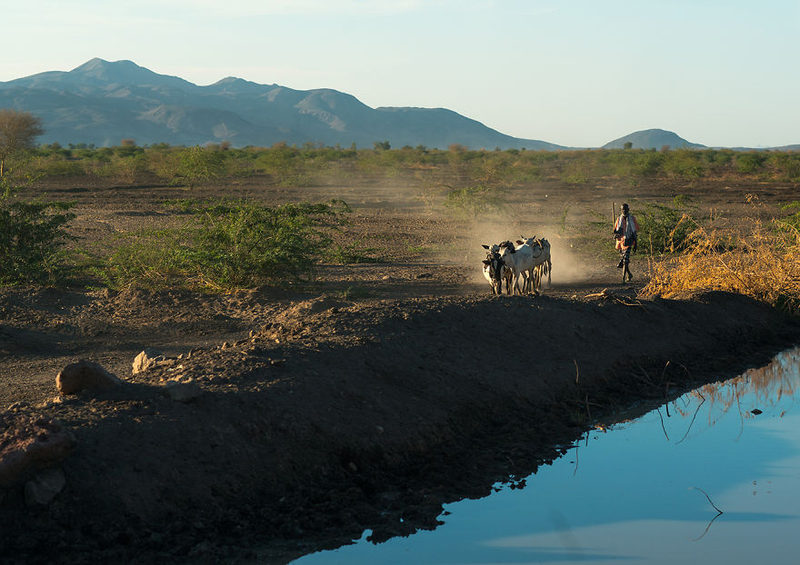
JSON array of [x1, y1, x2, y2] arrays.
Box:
[[642, 216, 800, 315]]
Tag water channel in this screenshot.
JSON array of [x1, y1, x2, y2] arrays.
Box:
[[293, 347, 800, 564]]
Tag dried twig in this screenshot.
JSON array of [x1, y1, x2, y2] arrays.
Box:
[[734, 382, 745, 442], [676, 392, 706, 444], [664, 381, 672, 417], [690, 486, 724, 514], [656, 407, 669, 441], [659, 360, 671, 385], [689, 486, 724, 541], [692, 511, 723, 541], [572, 441, 580, 477], [584, 288, 611, 299]]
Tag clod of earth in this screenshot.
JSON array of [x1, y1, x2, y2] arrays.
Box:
[[0, 410, 76, 488]]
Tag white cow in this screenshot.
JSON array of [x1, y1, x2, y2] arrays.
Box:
[[498, 240, 536, 295], [518, 235, 551, 294]]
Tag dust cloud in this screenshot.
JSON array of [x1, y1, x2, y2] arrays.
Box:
[[460, 215, 595, 289]]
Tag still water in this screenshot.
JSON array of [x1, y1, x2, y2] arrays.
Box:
[[294, 347, 800, 565]]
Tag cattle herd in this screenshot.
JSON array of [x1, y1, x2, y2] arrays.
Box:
[[482, 236, 552, 295]]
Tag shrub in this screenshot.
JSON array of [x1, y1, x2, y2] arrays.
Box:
[[776, 202, 800, 234], [735, 152, 767, 174], [29, 154, 84, 177], [0, 179, 75, 285], [662, 149, 705, 179], [100, 228, 191, 290], [100, 199, 351, 290], [769, 154, 800, 181], [642, 219, 800, 315], [255, 143, 310, 186], [443, 185, 506, 218], [632, 151, 665, 177], [92, 154, 147, 184], [174, 146, 226, 189], [188, 199, 348, 288], [636, 195, 698, 254]]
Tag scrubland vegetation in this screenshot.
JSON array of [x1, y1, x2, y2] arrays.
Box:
[[13, 142, 800, 186], [1, 139, 799, 313]]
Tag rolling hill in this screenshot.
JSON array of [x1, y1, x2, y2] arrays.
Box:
[[602, 128, 706, 150]]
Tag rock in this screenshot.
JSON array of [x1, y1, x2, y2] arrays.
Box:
[[24, 466, 66, 507], [165, 380, 203, 403], [56, 360, 121, 395], [0, 411, 76, 487], [132, 348, 165, 374]]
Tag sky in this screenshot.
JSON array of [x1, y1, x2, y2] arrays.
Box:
[[2, 0, 799, 148]]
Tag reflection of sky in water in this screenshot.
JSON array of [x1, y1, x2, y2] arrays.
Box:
[[294, 348, 800, 565]]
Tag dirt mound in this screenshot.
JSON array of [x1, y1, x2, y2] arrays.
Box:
[[1, 291, 798, 564]]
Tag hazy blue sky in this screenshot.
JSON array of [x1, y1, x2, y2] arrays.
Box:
[[2, 0, 798, 148]]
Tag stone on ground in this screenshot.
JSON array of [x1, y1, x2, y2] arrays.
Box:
[[56, 360, 122, 395]]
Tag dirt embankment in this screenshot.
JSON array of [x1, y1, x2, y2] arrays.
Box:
[[2, 289, 799, 564]]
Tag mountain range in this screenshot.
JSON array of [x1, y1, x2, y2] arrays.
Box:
[[0, 58, 564, 150], [0, 59, 796, 151]]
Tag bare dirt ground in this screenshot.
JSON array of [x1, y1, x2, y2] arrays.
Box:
[[2, 173, 799, 563]]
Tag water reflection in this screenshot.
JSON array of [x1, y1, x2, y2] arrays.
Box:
[[294, 347, 800, 565]]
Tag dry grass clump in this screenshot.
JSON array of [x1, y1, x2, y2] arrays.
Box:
[[642, 219, 800, 315]]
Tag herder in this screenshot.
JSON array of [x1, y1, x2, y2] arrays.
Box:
[[613, 203, 638, 283]]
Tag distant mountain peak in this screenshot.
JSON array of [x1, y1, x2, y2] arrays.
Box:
[[72, 57, 127, 70], [71, 57, 145, 77], [65, 57, 194, 91], [208, 76, 271, 93], [214, 76, 243, 84]]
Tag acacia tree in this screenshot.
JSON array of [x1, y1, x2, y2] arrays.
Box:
[[0, 109, 44, 177]]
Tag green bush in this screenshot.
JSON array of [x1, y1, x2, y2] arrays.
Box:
[[30, 155, 85, 177], [188, 199, 348, 288], [0, 180, 76, 285], [100, 228, 191, 290], [174, 146, 226, 189], [632, 151, 665, 177], [662, 149, 705, 179], [776, 201, 800, 235], [736, 152, 767, 174], [636, 195, 698, 254], [100, 199, 352, 290], [769, 154, 800, 181], [92, 154, 148, 184], [443, 185, 506, 218], [254, 143, 312, 186]]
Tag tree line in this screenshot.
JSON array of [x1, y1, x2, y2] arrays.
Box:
[[2, 109, 800, 190]]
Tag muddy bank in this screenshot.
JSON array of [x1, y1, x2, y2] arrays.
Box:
[[1, 291, 799, 564]]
